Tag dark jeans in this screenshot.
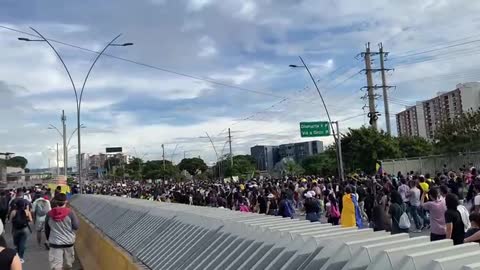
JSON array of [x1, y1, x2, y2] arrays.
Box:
[[328, 217, 339, 225], [13, 228, 28, 259], [408, 205, 423, 230], [306, 212, 320, 222], [431, 233, 446, 242]]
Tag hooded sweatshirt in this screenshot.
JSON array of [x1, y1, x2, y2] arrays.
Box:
[[45, 207, 79, 248]]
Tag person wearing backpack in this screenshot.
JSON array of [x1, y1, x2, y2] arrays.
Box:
[[9, 200, 32, 264], [32, 195, 51, 248], [327, 193, 340, 225], [389, 190, 410, 234]]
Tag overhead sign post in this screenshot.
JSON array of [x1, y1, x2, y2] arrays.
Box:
[[300, 121, 330, 137]]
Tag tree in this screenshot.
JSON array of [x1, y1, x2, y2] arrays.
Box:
[[142, 160, 179, 180], [397, 136, 433, 157], [285, 160, 304, 176], [178, 157, 208, 175], [434, 109, 480, 153], [341, 127, 402, 174], [302, 148, 337, 176], [224, 155, 256, 178], [126, 157, 144, 179], [6, 156, 28, 169]]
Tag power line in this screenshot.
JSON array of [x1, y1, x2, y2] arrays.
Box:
[[0, 25, 287, 99], [392, 38, 480, 60]]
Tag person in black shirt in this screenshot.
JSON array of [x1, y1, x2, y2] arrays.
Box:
[[257, 192, 267, 214], [304, 191, 320, 222], [445, 193, 465, 245], [465, 212, 480, 243]]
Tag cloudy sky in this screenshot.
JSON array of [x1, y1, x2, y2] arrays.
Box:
[[2, 0, 480, 168]]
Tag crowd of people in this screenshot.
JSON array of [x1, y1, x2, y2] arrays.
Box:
[[1, 165, 479, 269], [0, 186, 79, 270], [86, 166, 480, 246]]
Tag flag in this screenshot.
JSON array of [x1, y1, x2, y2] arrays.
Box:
[[376, 162, 383, 175]]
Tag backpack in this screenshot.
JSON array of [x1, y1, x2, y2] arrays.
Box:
[[330, 204, 340, 218], [35, 201, 49, 217], [398, 205, 411, 229], [12, 209, 28, 230]]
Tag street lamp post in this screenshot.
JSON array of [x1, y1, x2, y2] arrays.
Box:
[[199, 133, 220, 180], [48, 122, 85, 177], [290, 56, 345, 181], [19, 27, 133, 193]]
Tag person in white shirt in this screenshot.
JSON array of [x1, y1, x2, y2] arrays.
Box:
[[407, 180, 423, 232], [398, 178, 410, 204], [474, 184, 480, 213], [32, 195, 52, 248]]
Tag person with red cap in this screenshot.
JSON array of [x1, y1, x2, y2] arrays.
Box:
[[45, 193, 79, 270]]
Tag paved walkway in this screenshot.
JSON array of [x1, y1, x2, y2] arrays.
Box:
[[4, 224, 83, 270]]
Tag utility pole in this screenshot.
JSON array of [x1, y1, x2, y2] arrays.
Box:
[[228, 128, 233, 167], [56, 143, 60, 176], [332, 121, 345, 181], [379, 43, 395, 135], [61, 110, 68, 177], [162, 144, 165, 170], [361, 42, 379, 130], [184, 151, 186, 159]]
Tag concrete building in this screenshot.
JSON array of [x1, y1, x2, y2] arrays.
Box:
[[88, 154, 107, 170], [397, 82, 480, 139], [278, 140, 324, 163], [250, 141, 323, 171], [250, 146, 279, 171]]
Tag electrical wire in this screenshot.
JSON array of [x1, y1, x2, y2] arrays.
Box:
[[0, 25, 287, 99]]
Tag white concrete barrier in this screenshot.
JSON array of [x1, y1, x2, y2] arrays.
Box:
[[342, 236, 430, 270], [398, 243, 479, 270], [366, 239, 453, 270], [430, 251, 480, 270], [70, 195, 480, 270]]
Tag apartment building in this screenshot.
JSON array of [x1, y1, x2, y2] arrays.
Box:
[[396, 82, 480, 139]]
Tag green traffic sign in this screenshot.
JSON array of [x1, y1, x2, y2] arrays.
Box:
[[300, 121, 330, 137]]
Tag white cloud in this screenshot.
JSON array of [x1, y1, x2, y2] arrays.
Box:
[[198, 35, 217, 57], [187, 0, 214, 12], [210, 66, 256, 85]]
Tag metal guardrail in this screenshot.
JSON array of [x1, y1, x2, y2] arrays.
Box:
[[70, 195, 480, 270]]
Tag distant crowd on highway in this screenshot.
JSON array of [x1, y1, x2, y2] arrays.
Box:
[[83, 166, 480, 247]]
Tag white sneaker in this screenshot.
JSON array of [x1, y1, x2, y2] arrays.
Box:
[[20, 258, 25, 264]]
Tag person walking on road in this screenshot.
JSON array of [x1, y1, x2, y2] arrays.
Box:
[[421, 188, 447, 241], [0, 224, 22, 270], [45, 193, 79, 270], [10, 200, 32, 264], [341, 186, 356, 227], [32, 195, 51, 249], [408, 180, 423, 232], [445, 193, 465, 245]]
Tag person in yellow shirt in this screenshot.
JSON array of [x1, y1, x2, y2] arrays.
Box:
[[341, 186, 356, 227], [418, 175, 430, 200]]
